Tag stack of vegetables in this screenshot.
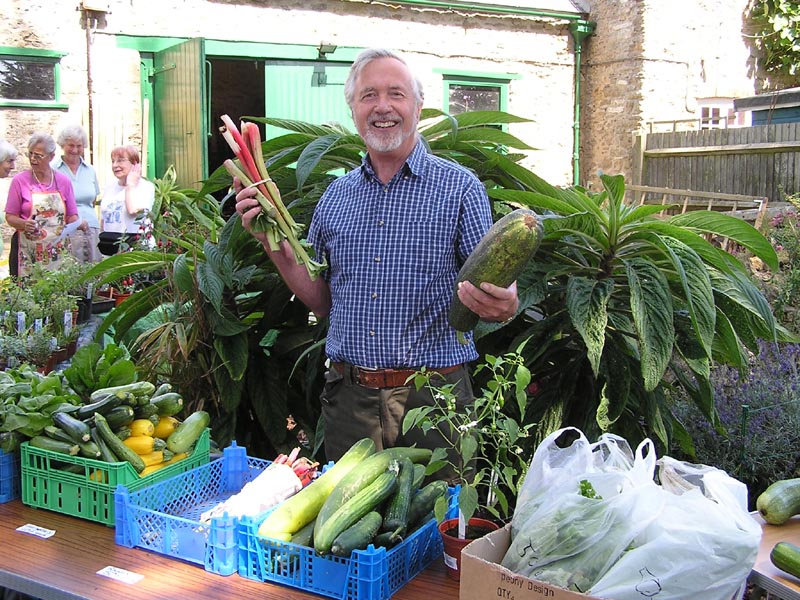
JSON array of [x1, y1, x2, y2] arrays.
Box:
[[30, 381, 210, 478], [757, 478, 800, 579], [256, 438, 450, 557]]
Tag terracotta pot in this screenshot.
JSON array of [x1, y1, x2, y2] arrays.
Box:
[[114, 292, 132, 307], [438, 517, 500, 581]]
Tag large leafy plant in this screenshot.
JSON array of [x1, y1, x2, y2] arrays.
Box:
[[85, 110, 786, 463]]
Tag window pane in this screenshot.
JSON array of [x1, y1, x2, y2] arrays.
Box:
[[449, 84, 500, 114], [0, 59, 56, 101]]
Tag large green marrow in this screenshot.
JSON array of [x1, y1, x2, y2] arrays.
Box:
[[448, 208, 543, 335]]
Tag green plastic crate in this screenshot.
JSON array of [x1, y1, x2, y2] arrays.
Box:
[[20, 428, 210, 526]]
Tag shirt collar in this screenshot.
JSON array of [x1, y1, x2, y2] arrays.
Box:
[[360, 137, 427, 181]]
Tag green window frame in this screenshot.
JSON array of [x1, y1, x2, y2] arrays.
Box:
[[0, 46, 69, 109], [436, 69, 519, 126]]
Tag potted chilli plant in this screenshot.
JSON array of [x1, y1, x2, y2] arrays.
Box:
[[403, 347, 534, 580]]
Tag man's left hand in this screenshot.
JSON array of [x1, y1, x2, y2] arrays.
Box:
[[456, 280, 518, 323]]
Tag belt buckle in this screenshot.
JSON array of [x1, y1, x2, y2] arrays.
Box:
[[353, 365, 378, 388]]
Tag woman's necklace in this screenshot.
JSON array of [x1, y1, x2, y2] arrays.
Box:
[[31, 168, 54, 188]]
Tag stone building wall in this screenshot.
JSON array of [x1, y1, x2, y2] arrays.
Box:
[[580, 0, 758, 189]]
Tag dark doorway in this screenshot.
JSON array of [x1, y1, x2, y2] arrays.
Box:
[[207, 58, 266, 179]]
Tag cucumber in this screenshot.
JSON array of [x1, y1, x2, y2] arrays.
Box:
[[166, 410, 210, 454], [315, 447, 432, 537], [448, 208, 543, 335], [149, 392, 184, 417], [29, 435, 79, 456], [381, 457, 415, 534], [290, 518, 317, 548], [407, 480, 448, 528], [53, 411, 92, 443], [757, 478, 800, 525], [257, 438, 377, 538], [94, 412, 145, 473], [314, 461, 400, 555], [90, 381, 156, 403], [412, 463, 426, 490], [330, 511, 383, 557], [75, 393, 127, 420], [771, 541, 800, 579]]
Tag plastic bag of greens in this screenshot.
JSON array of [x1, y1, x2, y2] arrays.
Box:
[[503, 428, 663, 592], [588, 456, 760, 600]]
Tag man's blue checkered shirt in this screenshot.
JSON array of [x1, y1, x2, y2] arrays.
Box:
[[308, 139, 492, 369]]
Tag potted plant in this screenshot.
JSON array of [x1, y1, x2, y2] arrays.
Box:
[[402, 346, 534, 580]]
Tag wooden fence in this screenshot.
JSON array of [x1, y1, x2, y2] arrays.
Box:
[[632, 122, 800, 205]]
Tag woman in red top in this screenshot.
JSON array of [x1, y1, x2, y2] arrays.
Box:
[[4, 132, 78, 277]]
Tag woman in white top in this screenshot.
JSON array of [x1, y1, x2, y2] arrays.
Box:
[[100, 145, 154, 251]]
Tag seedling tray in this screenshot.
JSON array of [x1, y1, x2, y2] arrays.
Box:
[[20, 428, 210, 526]]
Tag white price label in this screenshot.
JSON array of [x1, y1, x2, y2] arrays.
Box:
[[16, 523, 56, 539], [96, 566, 144, 584]]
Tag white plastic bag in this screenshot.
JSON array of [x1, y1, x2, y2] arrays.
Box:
[[503, 428, 663, 593], [589, 456, 761, 600], [503, 428, 762, 600]]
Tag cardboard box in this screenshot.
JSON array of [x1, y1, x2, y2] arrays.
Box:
[[460, 524, 602, 600]]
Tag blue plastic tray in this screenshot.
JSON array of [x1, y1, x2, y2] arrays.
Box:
[[236, 487, 456, 600], [0, 449, 20, 504], [114, 442, 269, 576]]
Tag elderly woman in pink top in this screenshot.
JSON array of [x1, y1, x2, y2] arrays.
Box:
[[4, 132, 79, 277]]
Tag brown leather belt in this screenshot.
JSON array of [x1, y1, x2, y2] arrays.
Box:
[[331, 362, 463, 389]]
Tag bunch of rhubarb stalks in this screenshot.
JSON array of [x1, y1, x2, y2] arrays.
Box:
[[274, 446, 320, 486], [219, 115, 326, 280]]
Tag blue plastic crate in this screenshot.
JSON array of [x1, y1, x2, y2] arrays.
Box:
[[115, 442, 270, 576], [0, 449, 20, 504], [236, 487, 456, 600]]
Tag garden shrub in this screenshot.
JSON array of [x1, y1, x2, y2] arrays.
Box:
[[670, 340, 800, 509], [763, 199, 800, 333]]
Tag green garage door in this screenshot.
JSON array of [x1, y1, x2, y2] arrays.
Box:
[[264, 61, 353, 140]]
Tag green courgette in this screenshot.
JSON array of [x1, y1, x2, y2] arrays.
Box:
[[29, 435, 79, 456], [78, 439, 102, 459], [94, 412, 145, 473], [90, 381, 156, 403], [330, 511, 383, 557], [314, 461, 400, 555], [757, 478, 800, 525], [75, 394, 127, 420], [448, 208, 543, 336], [166, 410, 210, 454], [149, 392, 184, 417], [103, 405, 136, 430], [771, 541, 800, 579], [53, 411, 92, 443], [43, 425, 76, 444], [91, 427, 118, 463]]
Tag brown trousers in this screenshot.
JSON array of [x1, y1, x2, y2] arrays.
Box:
[[320, 363, 473, 473]]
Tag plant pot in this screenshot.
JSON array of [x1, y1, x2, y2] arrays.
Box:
[[114, 292, 132, 307], [66, 340, 77, 357], [77, 298, 92, 323], [438, 517, 500, 581]]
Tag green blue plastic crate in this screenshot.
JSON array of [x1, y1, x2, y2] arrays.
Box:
[[20, 427, 210, 526], [0, 449, 20, 503], [115, 441, 269, 576]]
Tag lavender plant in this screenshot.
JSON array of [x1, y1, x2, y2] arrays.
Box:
[[670, 340, 800, 508]]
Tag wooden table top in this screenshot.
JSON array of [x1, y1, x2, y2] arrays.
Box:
[[750, 513, 800, 600], [0, 500, 460, 600]]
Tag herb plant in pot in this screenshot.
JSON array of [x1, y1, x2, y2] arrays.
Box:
[[403, 347, 534, 580]]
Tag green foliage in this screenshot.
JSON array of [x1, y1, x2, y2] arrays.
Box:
[[403, 348, 534, 524], [86, 110, 785, 466], [761, 195, 800, 332], [748, 0, 800, 80]]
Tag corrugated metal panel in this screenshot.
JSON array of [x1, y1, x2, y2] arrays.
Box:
[[264, 62, 353, 139], [153, 38, 207, 188]]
